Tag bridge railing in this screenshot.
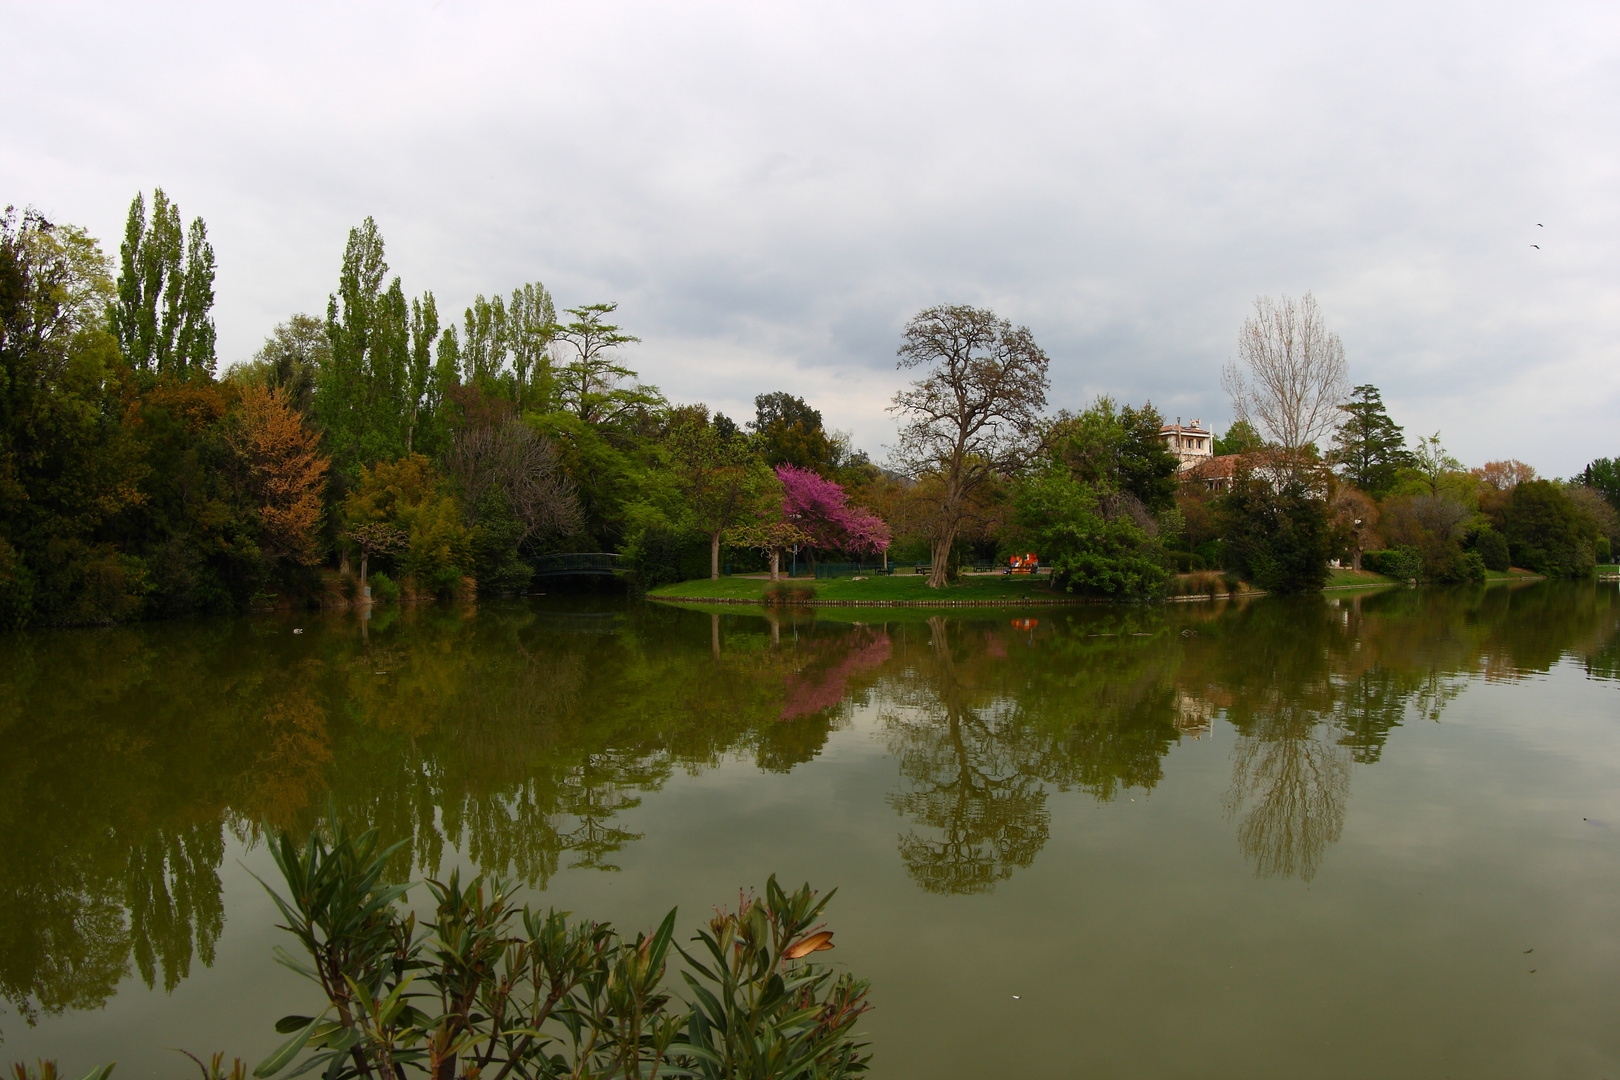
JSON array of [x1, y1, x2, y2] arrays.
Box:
[[531, 552, 625, 576]]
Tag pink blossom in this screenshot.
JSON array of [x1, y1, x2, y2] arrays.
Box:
[[776, 465, 891, 556]]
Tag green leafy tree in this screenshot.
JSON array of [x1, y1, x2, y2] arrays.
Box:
[[320, 217, 391, 470], [404, 292, 442, 454], [460, 291, 508, 392], [669, 410, 779, 578], [1216, 468, 1333, 593], [0, 209, 148, 627], [232, 313, 328, 416], [1045, 397, 1179, 513], [1583, 457, 1620, 513], [343, 454, 471, 593], [1497, 479, 1598, 577], [749, 391, 839, 474], [110, 188, 216, 378], [1330, 384, 1411, 495], [1213, 419, 1265, 456], [1013, 467, 1167, 599]]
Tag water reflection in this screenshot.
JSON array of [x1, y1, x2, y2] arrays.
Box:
[[0, 583, 1615, 1030]]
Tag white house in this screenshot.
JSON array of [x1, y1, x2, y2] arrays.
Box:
[[1158, 419, 1213, 471]]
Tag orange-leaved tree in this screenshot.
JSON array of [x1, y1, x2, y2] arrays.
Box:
[[234, 383, 330, 569]]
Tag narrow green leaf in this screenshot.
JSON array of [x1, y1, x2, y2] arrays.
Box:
[[254, 1016, 320, 1078]]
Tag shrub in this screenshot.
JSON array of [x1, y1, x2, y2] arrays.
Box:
[[1167, 550, 1207, 573], [1165, 570, 1226, 597], [1362, 548, 1424, 581], [1469, 527, 1511, 572], [765, 582, 817, 606], [252, 807, 873, 1080], [1597, 537, 1612, 564], [368, 572, 400, 603], [1428, 548, 1486, 585]]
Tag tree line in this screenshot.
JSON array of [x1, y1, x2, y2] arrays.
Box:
[[1172, 294, 1619, 592], [3, 193, 1616, 628]]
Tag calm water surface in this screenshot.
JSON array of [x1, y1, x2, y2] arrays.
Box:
[[3, 582, 1619, 1078]]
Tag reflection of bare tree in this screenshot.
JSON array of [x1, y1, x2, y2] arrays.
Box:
[[1223, 708, 1349, 882], [883, 619, 1050, 895]]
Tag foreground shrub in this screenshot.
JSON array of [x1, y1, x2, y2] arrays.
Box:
[[251, 809, 871, 1080]]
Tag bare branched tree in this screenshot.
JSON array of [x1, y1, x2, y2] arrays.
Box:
[[1222, 292, 1349, 464], [888, 305, 1050, 588], [446, 417, 583, 548]]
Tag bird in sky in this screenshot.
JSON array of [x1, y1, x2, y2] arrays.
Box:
[[1532, 244, 1541, 249]]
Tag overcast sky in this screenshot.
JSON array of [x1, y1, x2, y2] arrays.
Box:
[[4, 2, 1616, 474]]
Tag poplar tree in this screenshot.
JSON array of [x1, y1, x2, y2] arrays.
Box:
[[320, 217, 388, 472], [111, 188, 216, 377], [507, 282, 556, 413], [461, 294, 508, 391], [405, 292, 441, 454], [319, 217, 429, 472]]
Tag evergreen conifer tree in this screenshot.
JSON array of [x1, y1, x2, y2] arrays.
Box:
[[1331, 384, 1410, 496]]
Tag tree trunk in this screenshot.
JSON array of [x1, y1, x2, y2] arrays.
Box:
[[769, 547, 781, 582], [1351, 547, 1362, 571], [710, 531, 721, 580], [360, 549, 369, 586], [927, 526, 958, 588]]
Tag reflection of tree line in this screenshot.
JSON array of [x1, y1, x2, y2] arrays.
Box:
[[0, 603, 860, 1036], [1, 584, 1615, 1029], [879, 585, 1618, 892]]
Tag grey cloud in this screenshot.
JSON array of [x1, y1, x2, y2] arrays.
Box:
[[3, 1, 1617, 472]]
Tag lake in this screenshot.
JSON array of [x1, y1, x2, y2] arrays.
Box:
[[2, 581, 1618, 1078]]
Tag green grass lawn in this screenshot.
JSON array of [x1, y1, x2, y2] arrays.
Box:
[[1325, 568, 1399, 588], [1486, 567, 1544, 582], [647, 572, 1070, 604]]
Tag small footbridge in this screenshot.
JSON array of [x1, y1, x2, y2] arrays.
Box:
[[530, 552, 627, 578]]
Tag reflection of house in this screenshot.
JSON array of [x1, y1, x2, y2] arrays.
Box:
[[1173, 690, 1213, 739], [1158, 419, 1213, 471]]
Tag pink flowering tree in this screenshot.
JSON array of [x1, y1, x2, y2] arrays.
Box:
[[777, 465, 891, 565]]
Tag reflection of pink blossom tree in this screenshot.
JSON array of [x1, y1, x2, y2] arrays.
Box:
[[780, 629, 893, 719], [777, 465, 891, 561]]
